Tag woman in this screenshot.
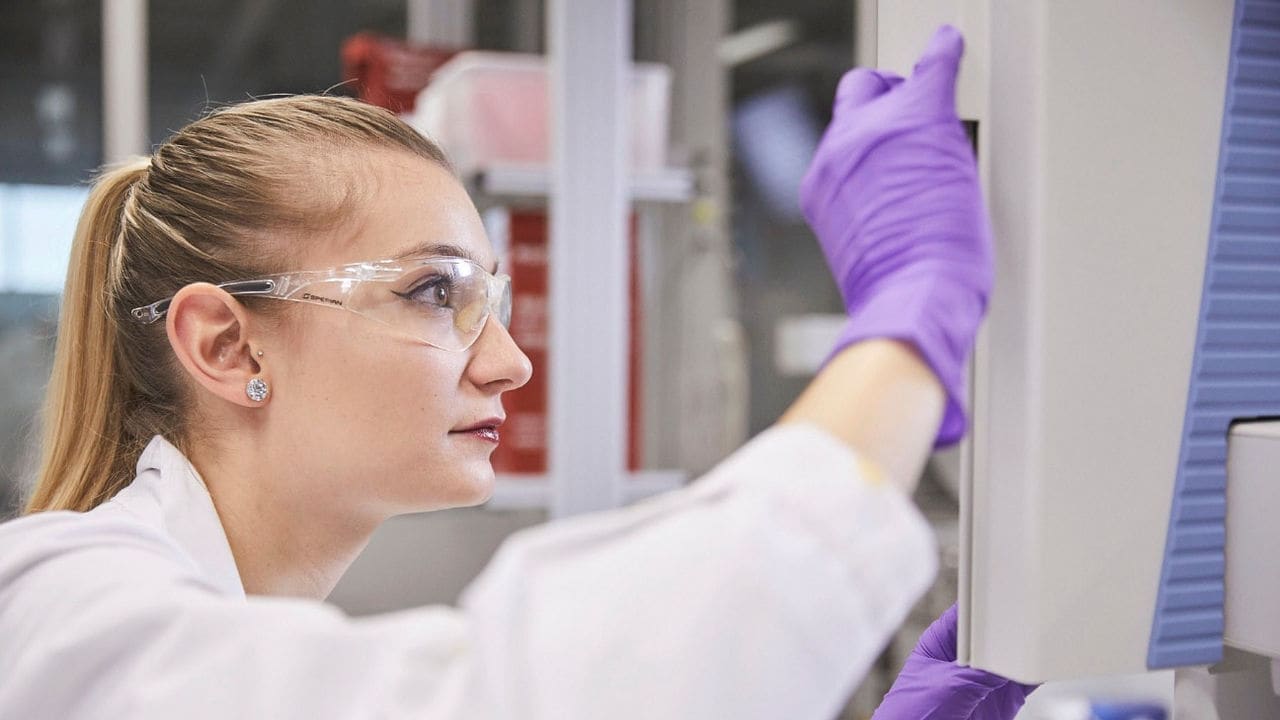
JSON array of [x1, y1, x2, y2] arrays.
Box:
[[0, 26, 1028, 718]]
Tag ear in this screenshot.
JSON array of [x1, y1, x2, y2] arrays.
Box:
[[166, 283, 266, 408]]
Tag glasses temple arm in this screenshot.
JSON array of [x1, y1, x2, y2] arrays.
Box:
[[129, 279, 280, 325]]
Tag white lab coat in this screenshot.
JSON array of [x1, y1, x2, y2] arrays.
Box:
[[0, 425, 936, 719]]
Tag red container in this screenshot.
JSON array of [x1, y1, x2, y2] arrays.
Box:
[[492, 210, 643, 474], [340, 32, 458, 113]]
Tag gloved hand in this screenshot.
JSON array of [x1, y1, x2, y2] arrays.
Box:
[[872, 605, 1037, 720], [799, 25, 992, 448]]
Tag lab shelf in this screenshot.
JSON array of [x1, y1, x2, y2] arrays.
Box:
[[469, 158, 696, 516], [487, 470, 688, 511], [469, 163, 695, 203]]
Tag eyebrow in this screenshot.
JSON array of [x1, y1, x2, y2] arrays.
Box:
[[392, 242, 499, 273]]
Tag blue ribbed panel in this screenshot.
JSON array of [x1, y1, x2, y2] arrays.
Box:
[[1148, 0, 1280, 669]]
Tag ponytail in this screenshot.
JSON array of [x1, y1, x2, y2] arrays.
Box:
[[25, 159, 150, 513]]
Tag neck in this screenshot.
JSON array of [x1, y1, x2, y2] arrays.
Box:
[[188, 441, 382, 600]]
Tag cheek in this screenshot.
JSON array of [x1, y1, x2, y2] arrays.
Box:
[[356, 339, 462, 432], [280, 314, 464, 449], [273, 311, 486, 511], [302, 315, 463, 433], [346, 340, 482, 507]]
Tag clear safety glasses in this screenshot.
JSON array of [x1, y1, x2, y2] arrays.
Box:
[[130, 255, 512, 352]]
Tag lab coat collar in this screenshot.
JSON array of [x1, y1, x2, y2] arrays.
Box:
[[115, 435, 246, 599]]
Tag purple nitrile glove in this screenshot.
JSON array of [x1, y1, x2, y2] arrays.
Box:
[[799, 25, 993, 448], [872, 605, 1038, 720]]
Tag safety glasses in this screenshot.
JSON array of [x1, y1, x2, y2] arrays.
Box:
[[130, 255, 512, 352]]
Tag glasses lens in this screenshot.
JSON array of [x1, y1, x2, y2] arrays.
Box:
[[496, 278, 512, 327], [367, 259, 497, 351]]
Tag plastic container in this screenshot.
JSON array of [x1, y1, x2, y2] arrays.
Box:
[[408, 51, 671, 174]]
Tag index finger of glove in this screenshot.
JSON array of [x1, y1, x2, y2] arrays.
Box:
[[907, 24, 965, 110]]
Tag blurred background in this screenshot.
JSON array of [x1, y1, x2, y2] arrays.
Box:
[[0, 0, 854, 520]]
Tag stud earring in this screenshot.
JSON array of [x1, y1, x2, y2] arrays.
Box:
[[246, 377, 270, 402]]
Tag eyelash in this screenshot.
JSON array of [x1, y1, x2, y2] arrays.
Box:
[[395, 274, 456, 307]]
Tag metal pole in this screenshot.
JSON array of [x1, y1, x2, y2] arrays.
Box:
[[407, 0, 475, 45], [102, 0, 148, 162], [855, 0, 878, 67], [546, 0, 632, 517]]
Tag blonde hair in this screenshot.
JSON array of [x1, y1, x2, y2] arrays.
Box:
[[26, 95, 451, 514]]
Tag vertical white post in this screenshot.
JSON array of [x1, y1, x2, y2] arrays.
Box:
[[546, 0, 632, 517], [407, 0, 475, 45], [855, 0, 878, 66], [102, 0, 148, 162]]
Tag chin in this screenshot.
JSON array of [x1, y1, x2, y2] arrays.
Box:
[[437, 464, 496, 509], [458, 471, 496, 507], [382, 460, 495, 513]]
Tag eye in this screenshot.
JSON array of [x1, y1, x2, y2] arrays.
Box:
[[395, 274, 455, 308]]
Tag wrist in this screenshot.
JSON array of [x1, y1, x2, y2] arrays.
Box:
[[781, 339, 944, 493], [833, 277, 985, 447]]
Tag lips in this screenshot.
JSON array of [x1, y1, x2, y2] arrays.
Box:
[[451, 417, 504, 444]]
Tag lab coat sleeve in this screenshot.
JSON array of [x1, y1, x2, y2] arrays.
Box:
[[456, 423, 938, 719], [0, 423, 934, 719]]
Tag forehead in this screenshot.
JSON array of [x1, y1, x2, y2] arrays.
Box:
[[310, 151, 494, 271]]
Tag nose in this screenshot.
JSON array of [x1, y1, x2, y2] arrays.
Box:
[[465, 314, 533, 392]]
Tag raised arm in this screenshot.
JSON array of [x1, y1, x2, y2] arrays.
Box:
[[780, 339, 944, 493], [783, 23, 990, 492]]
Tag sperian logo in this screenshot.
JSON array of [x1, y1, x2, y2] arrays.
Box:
[[301, 292, 342, 306]]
